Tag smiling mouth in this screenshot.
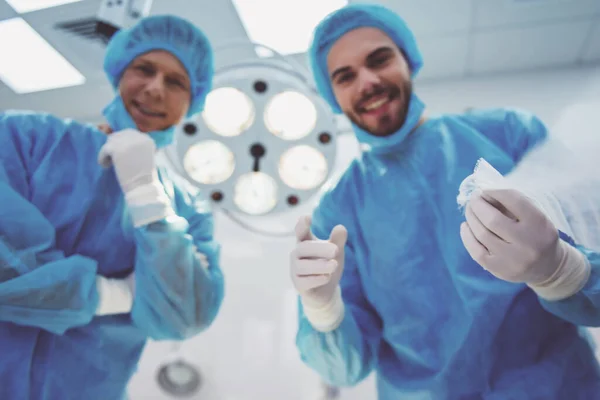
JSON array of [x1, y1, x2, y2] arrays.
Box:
[[132, 100, 166, 118], [358, 92, 397, 114]]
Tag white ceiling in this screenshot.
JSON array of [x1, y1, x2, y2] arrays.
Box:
[[0, 0, 598, 121]]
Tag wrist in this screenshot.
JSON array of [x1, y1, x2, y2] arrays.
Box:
[[528, 241, 591, 301], [95, 275, 135, 316], [124, 183, 175, 227], [301, 286, 345, 332]]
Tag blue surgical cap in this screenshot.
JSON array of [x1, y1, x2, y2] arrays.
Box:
[[103, 14, 214, 116], [309, 4, 423, 114]]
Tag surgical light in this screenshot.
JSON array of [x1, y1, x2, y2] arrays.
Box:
[[265, 90, 317, 141], [163, 41, 338, 223], [202, 87, 255, 137], [279, 145, 328, 190], [234, 172, 279, 215], [183, 140, 236, 185]]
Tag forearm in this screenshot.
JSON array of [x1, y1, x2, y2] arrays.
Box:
[[297, 294, 377, 386], [130, 216, 224, 340], [0, 251, 100, 334]]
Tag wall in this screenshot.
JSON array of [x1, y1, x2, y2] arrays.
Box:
[[417, 64, 600, 127]]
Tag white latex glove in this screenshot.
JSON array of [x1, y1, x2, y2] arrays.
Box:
[[95, 273, 136, 316], [291, 215, 348, 332], [460, 189, 590, 301], [98, 129, 175, 227]]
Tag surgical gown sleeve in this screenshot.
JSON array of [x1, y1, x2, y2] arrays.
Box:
[[0, 112, 100, 335], [129, 169, 224, 340], [465, 109, 600, 326], [537, 247, 600, 327], [296, 168, 383, 386], [464, 108, 549, 162]]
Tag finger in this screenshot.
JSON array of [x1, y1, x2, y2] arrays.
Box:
[[98, 124, 113, 134], [295, 216, 313, 243], [460, 222, 490, 268], [97, 143, 114, 168], [294, 241, 338, 259], [465, 203, 507, 252], [293, 259, 338, 276], [329, 225, 348, 249], [469, 193, 517, 241], [479, 191, 518, 221], [480, 189, 533, 221], [295, 275, 331, 292]]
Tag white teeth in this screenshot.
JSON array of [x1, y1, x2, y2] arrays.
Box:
[[364, 98, 388, 111], [138, 104, 161, 117]]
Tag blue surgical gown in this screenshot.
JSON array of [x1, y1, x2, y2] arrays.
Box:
[[296, 108, 600, 399], [0, 111, 225, 400], [540, 247, 600, 326]]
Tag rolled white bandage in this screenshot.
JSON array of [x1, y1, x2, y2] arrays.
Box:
[[125, 183, 176, 227], [301, 286, 345, 333], [95, 275, 135, 316], [528, 241, 591, 301]]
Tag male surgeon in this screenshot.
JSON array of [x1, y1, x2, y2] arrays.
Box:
[[289, 4, 600, 399]]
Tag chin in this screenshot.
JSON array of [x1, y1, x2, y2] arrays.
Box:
[[134, 123, 152, 133], [365, 118, 404, 137], [133, 118, 158, 133], [371, 127, 398, 137]]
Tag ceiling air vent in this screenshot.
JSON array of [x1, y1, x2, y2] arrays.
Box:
[[54, 17, 111, 44]]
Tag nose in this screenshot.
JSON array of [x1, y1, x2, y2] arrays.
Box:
[[144, 74, 165, 100], [356, 68, 381, 95]]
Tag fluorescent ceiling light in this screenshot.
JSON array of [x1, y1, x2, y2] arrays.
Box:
[[0, 18, 85, 94], [5, 0, 82, 14], [232, 0, 348, 56]]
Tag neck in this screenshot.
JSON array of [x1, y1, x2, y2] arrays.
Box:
[[404, 109, 427, 139], [416, 112, 428, 128], [351, 92, 426, 155]]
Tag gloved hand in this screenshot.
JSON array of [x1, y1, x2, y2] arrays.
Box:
[[291, 215, 348, 331], [460, 189, 590, 301], [98, 129, 175, 227], [95, 273, 136, 316]]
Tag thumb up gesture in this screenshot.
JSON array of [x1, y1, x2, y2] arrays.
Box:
[[290, 215, 348, 308]]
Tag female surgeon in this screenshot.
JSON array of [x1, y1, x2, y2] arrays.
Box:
[[0, 15, 224, 400]]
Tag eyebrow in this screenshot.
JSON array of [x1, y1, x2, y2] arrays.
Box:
[[330, 45, 395, 81], [170, 71, 190, 84], [330, 66, 351, 81], [366, 46, 394, 62], [135, 58, 190, 84]]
